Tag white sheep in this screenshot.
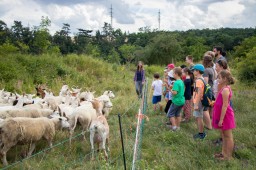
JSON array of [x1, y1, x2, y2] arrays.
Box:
[[0, 116, 70, 166], [0, 108, 58, 119], [89, 115, 109, 160], [67, 103, 97, 145]]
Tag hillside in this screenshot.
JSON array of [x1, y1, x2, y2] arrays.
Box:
[[0, 54, 255, 169]]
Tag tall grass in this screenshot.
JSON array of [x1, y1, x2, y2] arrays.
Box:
[[0, 54, 255, 169]]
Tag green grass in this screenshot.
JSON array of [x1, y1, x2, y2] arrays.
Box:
[[0, 54, 255, 169]]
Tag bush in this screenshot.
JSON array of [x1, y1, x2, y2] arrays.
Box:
[[237, 47, 256, 85]]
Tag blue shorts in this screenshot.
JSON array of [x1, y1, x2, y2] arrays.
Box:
[[167, 103, 183, 118], [152, 95, 161, 104], [193, 102, 204, 118]]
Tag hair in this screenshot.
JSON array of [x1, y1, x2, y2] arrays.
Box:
[[154, 73, 160, 79], [173, 67, 182, 77], [180, 64, 187, 69], [203, 55, 214, 68], [214, 46, 223, 54], [186, 55, 193, 61], [219, 70, 235, 85], [137, 61, 144, 71], [217, 59, 228, 70], [222, 51, 226, 57], [183, 67, 191, 74], [204, 51, 215, 59]]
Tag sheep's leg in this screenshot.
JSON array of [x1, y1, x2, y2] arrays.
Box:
[[106, 137, 110, 152], [1, 151, 8, 166], [27, 143, 36, 157], [69, 130, 74, 146], [90, 132, 95, 160], [101, 135, 108, 160]]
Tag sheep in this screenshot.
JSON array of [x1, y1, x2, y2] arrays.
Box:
[[0, 108, 58, 119], [0, 116, 70, 166], [79, 91, 95, 102], [93, 95, 113, 117], [89, 115, 109, 160], [103, 90, 115, 99], [67, 103, 97, 145]]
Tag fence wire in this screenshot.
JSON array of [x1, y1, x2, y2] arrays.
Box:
[[1, 86, 146, 169]]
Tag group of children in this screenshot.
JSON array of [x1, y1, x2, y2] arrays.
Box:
[[151, 50, 236, 161]]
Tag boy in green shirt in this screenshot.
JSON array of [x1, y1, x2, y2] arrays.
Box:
[[167, 67, 185, 131]]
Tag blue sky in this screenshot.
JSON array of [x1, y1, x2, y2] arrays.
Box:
[[0, 0, 255, 35]]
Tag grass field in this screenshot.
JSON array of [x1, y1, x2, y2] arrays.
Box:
[[0, 54, 255, 169]]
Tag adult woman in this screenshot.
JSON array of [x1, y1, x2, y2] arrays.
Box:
[[134, 61, 145, 98]]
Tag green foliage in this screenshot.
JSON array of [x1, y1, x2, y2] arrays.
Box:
[[236, 47, 256, 84], [144, 33, 182, 65], [0, 41, 19, 54], [233, 35, 256, 60]]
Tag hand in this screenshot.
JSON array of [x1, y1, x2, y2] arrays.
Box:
[[218, 120, 223, 127]]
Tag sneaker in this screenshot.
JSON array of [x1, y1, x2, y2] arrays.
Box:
[[165, 121, 172, 125], [193, 133, 207, 140]]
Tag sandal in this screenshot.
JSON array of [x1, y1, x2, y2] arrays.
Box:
[[214, 153, 223, 158]]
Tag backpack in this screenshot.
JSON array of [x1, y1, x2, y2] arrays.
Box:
[[199, 78, 214, 107]]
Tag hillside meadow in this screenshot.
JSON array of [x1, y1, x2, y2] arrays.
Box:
[[0, 54, 255, 169]]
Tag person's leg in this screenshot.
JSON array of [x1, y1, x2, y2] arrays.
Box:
[[197, 117, 204, 133], [203, 108, 212, 130], [175, 105, 183, 128], [164, 100, 172, 114], [223, 129, 234, 159], [139, 81, 143, 98], [135, 81, 140, 96]]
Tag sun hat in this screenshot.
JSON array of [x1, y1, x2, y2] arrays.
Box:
[[191, 64, 205, 72], [167, 63, 175, 69]]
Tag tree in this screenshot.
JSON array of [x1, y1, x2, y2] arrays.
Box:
[[30, 16, 51, 54], [143, 33, 182, 65], [119, 44, 136, 64]]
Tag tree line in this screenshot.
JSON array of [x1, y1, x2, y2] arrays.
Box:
[[0, 16, 256, 66]]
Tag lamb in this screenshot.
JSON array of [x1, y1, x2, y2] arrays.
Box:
[[0, 116, 70, 166], [67, 103, 97, 145], [89, 115, 109, 160], [93, 95, 113, 117]]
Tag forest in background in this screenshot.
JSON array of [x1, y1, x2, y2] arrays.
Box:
[[0, 16, 256, 84]]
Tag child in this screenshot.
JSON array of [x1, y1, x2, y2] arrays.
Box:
[[192, 64, 207, 139], [167, 67, 185, 131], [164, 70, 175, 114], [212, 70, 235, 160], [182, 67, 192, 122], [151, 73, 163, 112]]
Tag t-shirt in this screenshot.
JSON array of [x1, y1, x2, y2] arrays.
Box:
[[203, 67, 214, 87], [184, 78, 192, 100], [193, 78, 204, 104], [152, 79, 163, 96], [172, 79, 185, 106]]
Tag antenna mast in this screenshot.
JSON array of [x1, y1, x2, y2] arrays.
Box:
[[158, 9, 161, 30], [110, 4, 113, 28]]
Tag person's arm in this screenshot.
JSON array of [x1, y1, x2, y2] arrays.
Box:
[[171, 81, 178, 95], [134, 71, 137, 82], [142, 70, 145, 84], [218, 88, 230, 127], [194, 80, 203, 110], [203, 70, 209, 84]]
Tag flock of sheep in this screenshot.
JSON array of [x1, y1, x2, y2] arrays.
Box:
[[0, 85, 115, 166]]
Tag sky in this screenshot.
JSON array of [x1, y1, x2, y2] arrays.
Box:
[[0, 0, 256, 35]]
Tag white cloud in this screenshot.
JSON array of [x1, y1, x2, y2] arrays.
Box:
[[0, 0, 254, 35]]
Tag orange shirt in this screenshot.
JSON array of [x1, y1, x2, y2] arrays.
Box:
[[193, 78, 204, 104]]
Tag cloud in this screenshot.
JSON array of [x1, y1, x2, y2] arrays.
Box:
[[0, 0, 255, 34]]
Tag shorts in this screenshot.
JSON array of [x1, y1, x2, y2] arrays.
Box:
[[193, 102, 204, 118], [167, 103, 183, 118], [152, 95, 161, 104]]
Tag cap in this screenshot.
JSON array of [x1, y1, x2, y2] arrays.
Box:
[[167, 63, 175, 69], [191, 64, 205, 72]]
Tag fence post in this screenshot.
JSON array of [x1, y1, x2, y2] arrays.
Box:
[[118, 113, 127, 170]]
